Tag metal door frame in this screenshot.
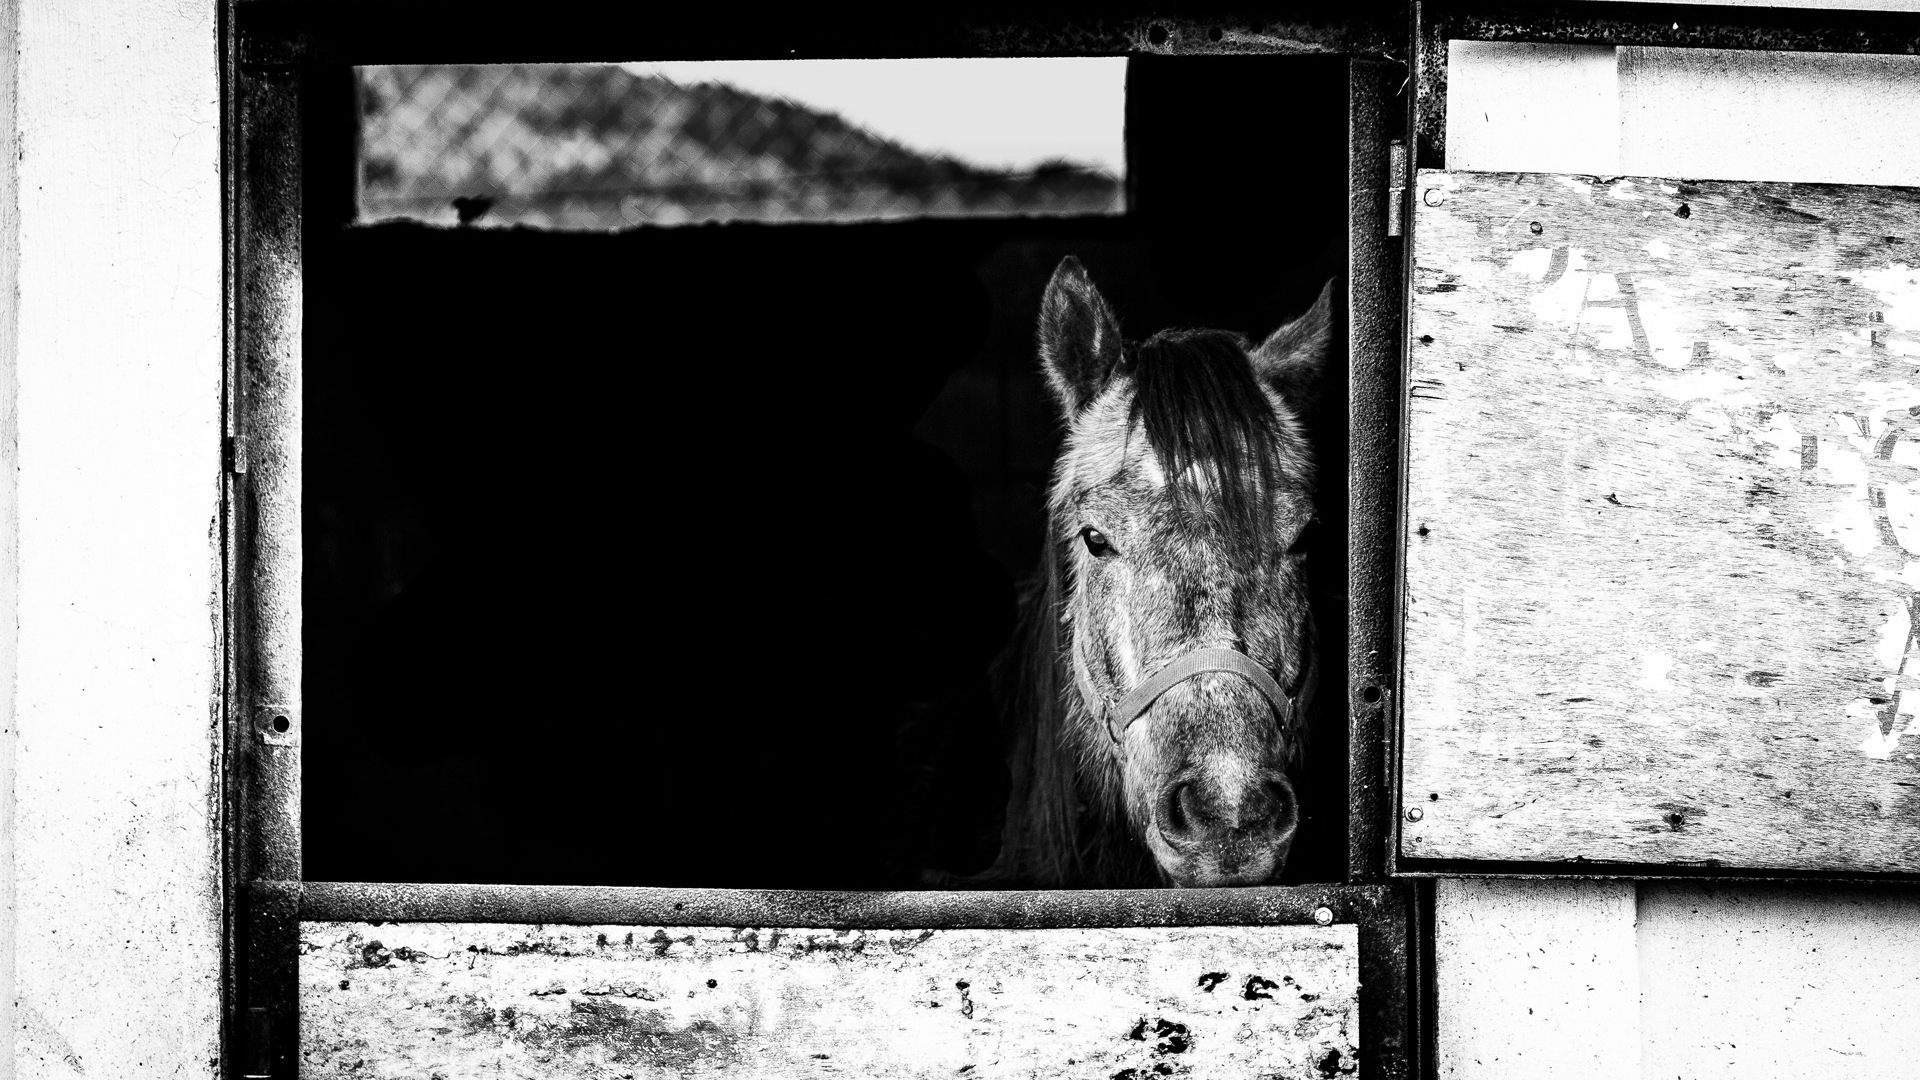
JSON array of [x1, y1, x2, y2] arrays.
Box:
[[223, 3, 1422, 1075]]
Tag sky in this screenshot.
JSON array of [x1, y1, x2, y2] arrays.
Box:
[[618, 58, 1127, 176]]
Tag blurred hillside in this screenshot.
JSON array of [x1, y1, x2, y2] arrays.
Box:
[[359, 64, 1124, 229]]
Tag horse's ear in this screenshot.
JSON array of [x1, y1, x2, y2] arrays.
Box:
[[1250, 278, 1335, 411], [1038, 256, 1124, 415]]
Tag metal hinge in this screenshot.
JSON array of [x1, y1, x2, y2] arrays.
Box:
[[226, 434, 249, 475], [1386, 139, 1409, 238]]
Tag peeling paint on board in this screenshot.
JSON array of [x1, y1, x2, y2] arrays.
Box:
[[299, 921, 1360, 1079], [1404, 171, 1920, 872]]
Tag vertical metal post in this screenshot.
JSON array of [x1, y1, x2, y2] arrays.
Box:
[[1347, 57, 1405, 884], [241, 882, 300, 1079], [233, 55, 304, 1077], [241, 1008, 272, 1078], [1412, 0, 1448, 172], [235, 49, 303, 897], [1356, 883, 1420, 1080]]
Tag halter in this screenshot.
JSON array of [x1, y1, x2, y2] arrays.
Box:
[[1101, 645, 1298, 744]]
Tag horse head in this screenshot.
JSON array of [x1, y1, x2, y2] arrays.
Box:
[[1036, 255, 1330, 888]]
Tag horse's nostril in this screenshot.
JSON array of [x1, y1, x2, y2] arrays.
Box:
[[1163, 781, 1195, 837], [1264, 780, 1293, 818], [1159, 771, 1297, 855]]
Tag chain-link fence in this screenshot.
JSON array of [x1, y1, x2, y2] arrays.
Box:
[[357, 64, 1125, 230]]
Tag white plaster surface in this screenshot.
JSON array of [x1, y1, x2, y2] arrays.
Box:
[[1619, 47, 1920, 186], [5, 1, 224, 1077], [1445, 41, 1621, 176], [1637, 884, 1920, 1078], [1434, 878, 1641, 1079], [1447, 42, 1920, 187], [1437, 880, 1920, 1078], [0, 0, 18, 1072]]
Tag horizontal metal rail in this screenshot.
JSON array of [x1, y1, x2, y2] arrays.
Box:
[[284, 880, 1398, 929], [234, 1, 1402, 67]]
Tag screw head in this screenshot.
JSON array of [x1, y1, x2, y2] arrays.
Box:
[[1313, 906, 1335, 926], [1405, 806, 1424, 822], [1422, 187, 1446, 207]]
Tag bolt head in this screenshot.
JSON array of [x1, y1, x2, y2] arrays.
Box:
[[1405, 806, 1424, 822], [1422, 187, 1446, 207], [1313, 906, 1335, 926]]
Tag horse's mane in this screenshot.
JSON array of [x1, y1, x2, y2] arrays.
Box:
[[974, 547, 1146, 887], [977, 329, 1296, 888]]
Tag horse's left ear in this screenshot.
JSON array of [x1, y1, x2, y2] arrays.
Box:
[[1249, 278, 1336, 411], [1038, 256, 1124, 415]]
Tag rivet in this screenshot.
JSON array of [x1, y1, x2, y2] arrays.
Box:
[[1405, 806, 1424, 822], [1422, 188, 1445, 207], [1529, 221, 1544, 235], [1313, 906, 1335, 926]]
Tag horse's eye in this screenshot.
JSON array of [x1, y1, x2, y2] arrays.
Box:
[[1081, 527, 1114, 557]]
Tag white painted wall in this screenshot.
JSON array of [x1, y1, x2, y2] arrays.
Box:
[[2, 2, 225, 1077], [0, 2, 19, 1073], [1637, 884, 1920, 1074], [1617, 48, 1920, 186], [1448, 41, 1920, 186], [1437, 880, 1920, 1078], [1434, 880, 1640, 1078], [1445, 42, 1622, 176]]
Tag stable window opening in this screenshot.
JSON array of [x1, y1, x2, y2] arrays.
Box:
[[300, 54, 1361, 892]]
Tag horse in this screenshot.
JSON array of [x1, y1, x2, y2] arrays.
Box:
[[982, 255, 1332, 889]]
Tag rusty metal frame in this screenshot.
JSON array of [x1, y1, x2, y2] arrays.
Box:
[[225, 3, 1423, 1077], [234, 2, 1406, 68], [1347, 55, 1405, 888], [281, 879, 1392, 930], [227, 2, 306, 1075]]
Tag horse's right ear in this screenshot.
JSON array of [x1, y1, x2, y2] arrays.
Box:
[[1250, 278, 1335, 412], [1038, 256, 1123, 415]]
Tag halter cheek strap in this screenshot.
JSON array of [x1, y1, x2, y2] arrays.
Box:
[[1103, 647, 1293, 743]]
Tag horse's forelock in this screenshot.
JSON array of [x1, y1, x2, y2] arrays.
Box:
[[1125, 330, 1305, 551]]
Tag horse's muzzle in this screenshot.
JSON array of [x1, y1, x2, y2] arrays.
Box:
[[1150, 767, 1297, 887]]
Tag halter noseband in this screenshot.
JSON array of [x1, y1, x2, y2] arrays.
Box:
[[1102, 646, 1296, 744]]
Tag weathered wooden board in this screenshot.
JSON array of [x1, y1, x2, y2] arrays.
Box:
[[1403, 170, 1920, 871], [299, 921, 1359, 1079]]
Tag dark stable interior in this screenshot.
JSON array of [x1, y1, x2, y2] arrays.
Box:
[[302, 55, 1352, 888]]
